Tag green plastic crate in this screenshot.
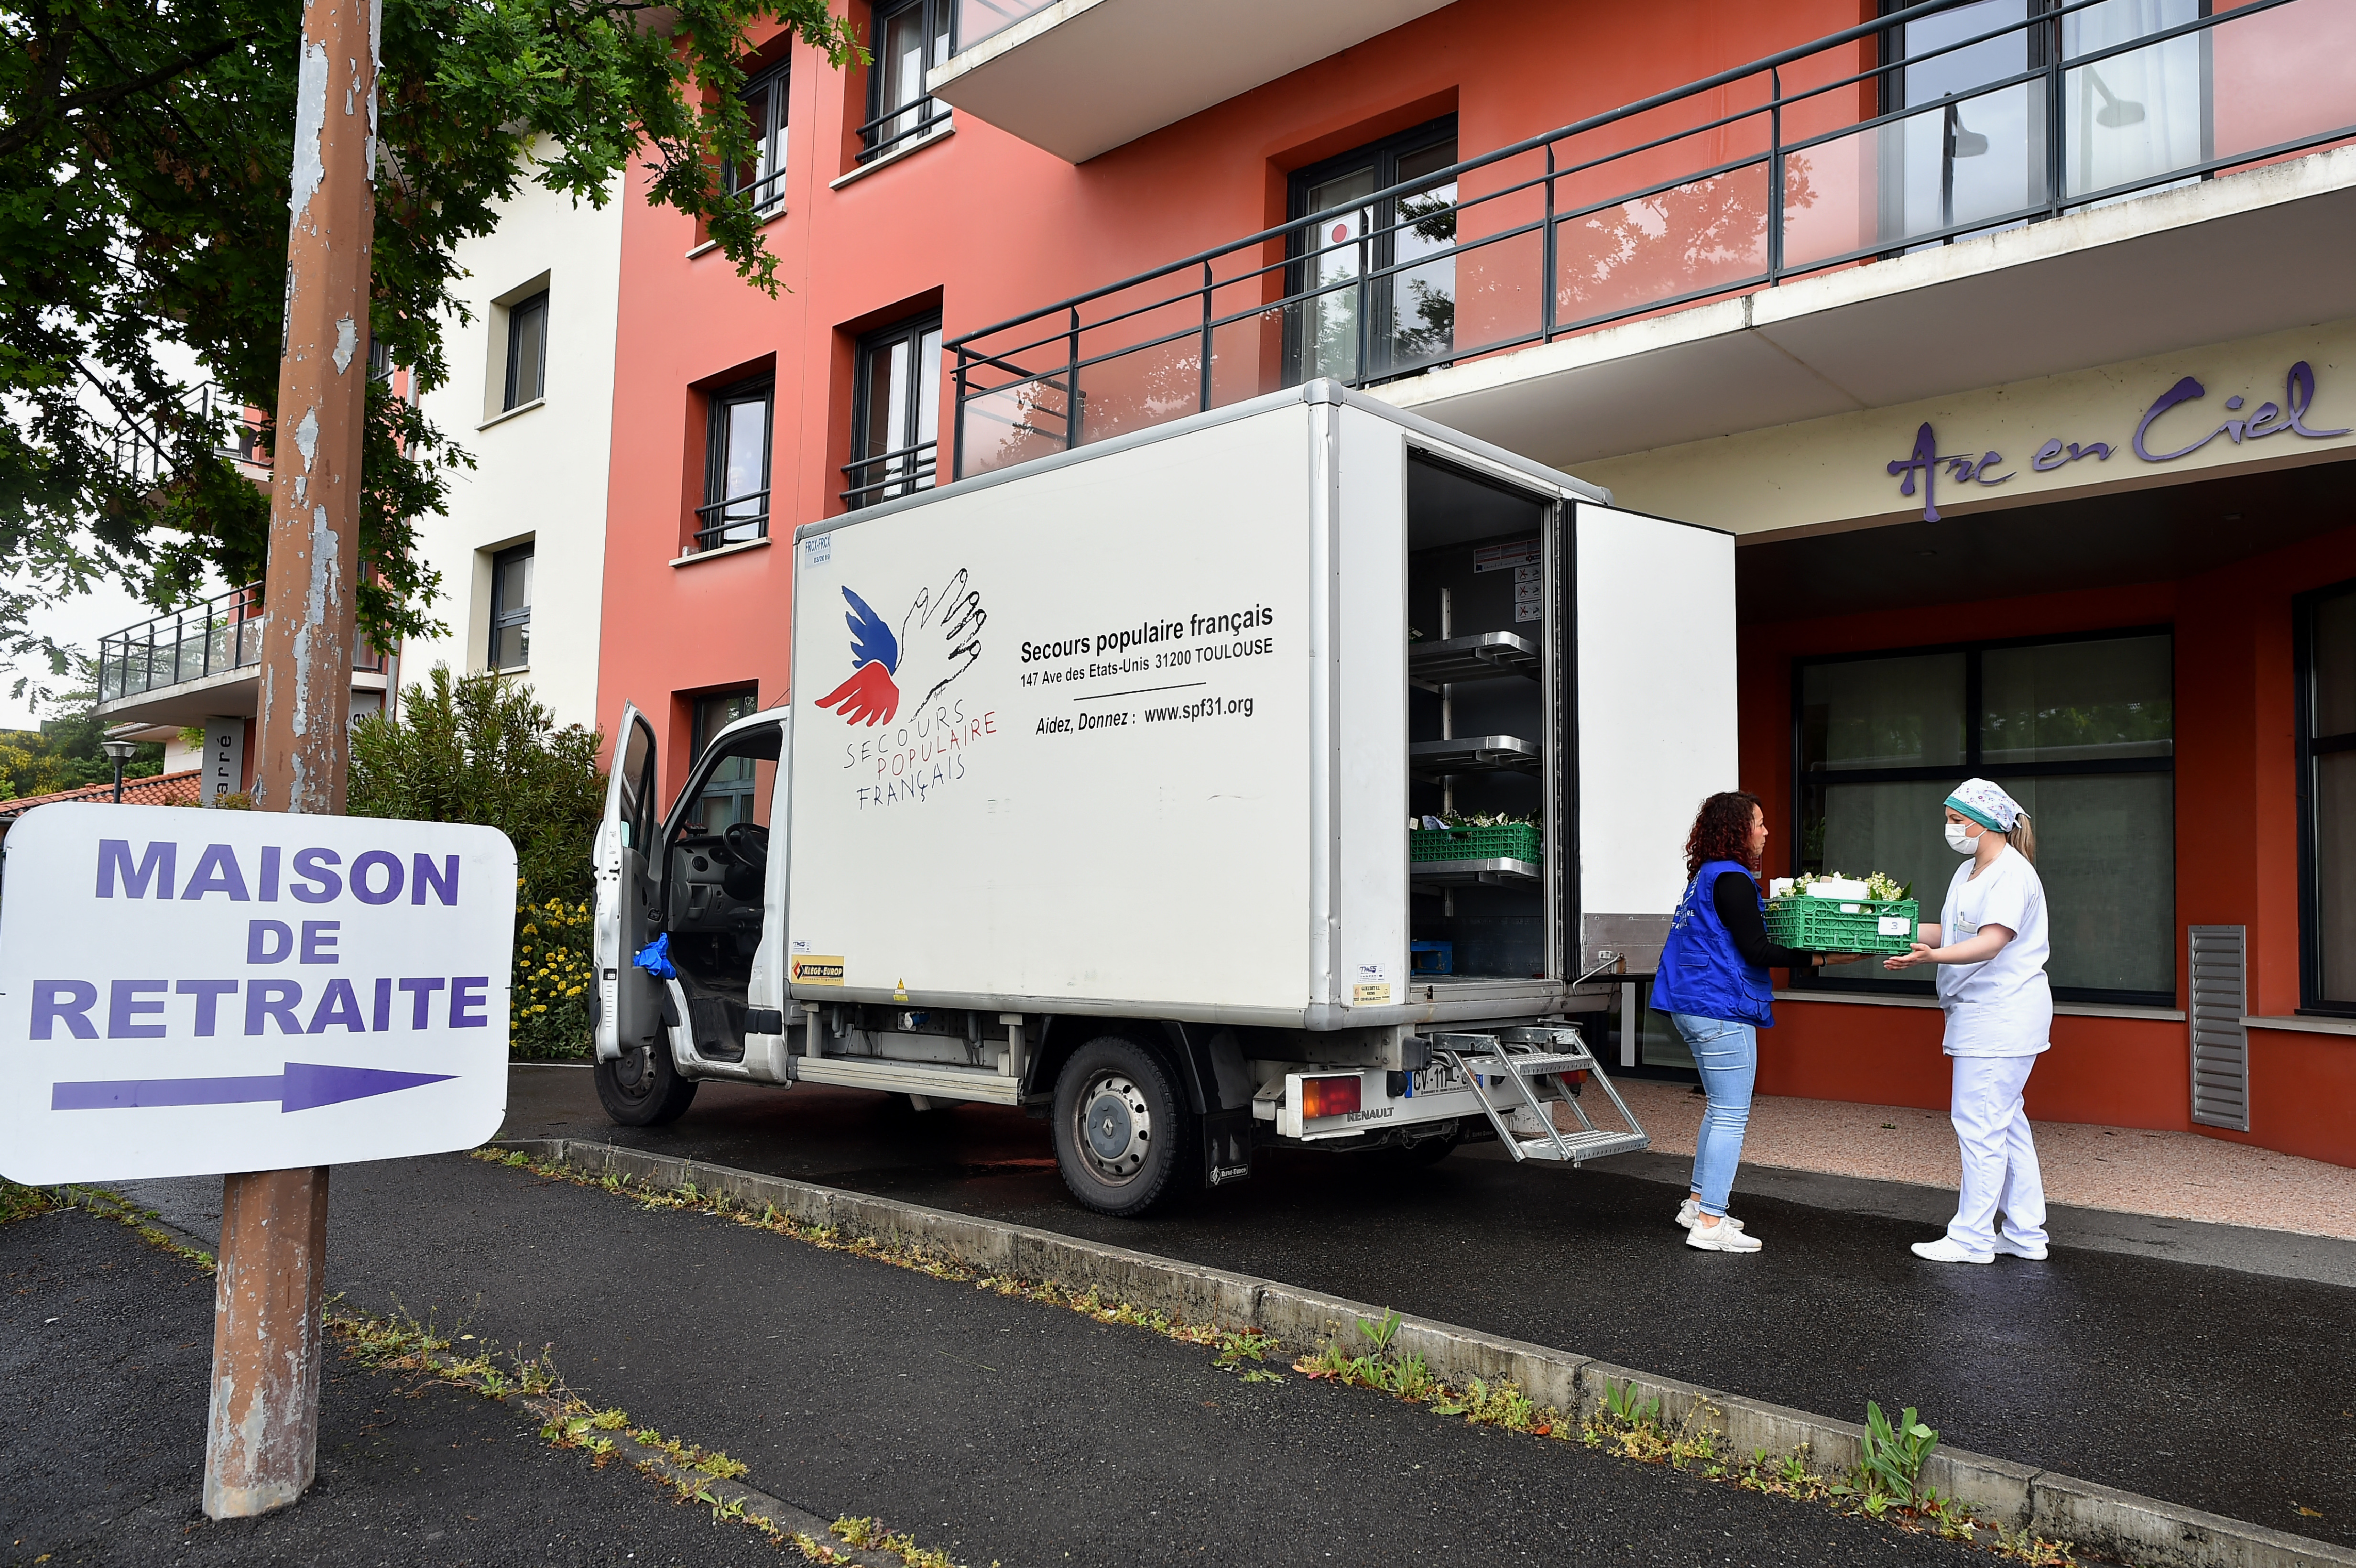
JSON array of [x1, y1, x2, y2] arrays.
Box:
[[1409, 823, 1541, 865], [1762, 896, 1920, 955]]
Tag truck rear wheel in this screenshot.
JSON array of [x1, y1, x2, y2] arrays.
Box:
[[1052, 1036, 1194, 1217], [594, 1043, 699, 1127]]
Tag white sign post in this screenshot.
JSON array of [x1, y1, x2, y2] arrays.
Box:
[[0, 804, 514, 1184]]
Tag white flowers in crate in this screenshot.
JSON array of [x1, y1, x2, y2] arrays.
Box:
[[1768, 870, 1911, 903], [1409, 811, 1542, 830]]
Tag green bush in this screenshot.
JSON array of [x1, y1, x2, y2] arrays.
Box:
[[350, 667, 602, 1060]]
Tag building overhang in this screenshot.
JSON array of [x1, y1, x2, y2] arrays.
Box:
[[94, 667, 386, 729], [927, 0, 1453, 163], [1374, 144, 2356, 478]]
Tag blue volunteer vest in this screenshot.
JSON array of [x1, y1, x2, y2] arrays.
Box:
[[1650, 859, 1774, 1027]]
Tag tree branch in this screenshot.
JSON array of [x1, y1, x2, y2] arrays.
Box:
[[0, 32, 250, 162]]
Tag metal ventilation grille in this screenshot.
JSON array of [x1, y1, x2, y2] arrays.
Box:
[[2188, 925, 2249, 1132]]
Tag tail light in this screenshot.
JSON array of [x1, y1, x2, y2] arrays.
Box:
[[1299, 1074, 1363, 1120]]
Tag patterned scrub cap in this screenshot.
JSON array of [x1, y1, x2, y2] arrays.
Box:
[[1946, 777, 2026, 832]]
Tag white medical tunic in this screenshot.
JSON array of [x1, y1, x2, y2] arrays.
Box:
[[1935, 844, 2052, 1058]]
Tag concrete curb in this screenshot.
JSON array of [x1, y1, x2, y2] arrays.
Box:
[[497, 1138, 2356, 1568]]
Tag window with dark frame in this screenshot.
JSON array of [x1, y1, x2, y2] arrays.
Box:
[[1285, 117, 1460, 388], [729, 60, 790, 214], [688, 688, 761, 833], [488, 543, 533, 672], [844, 315, 941, 510], [2297, 577, 2356, 1015], [1791, 628, 2176, 1006], [697, 375, 774, 551], [503, 290, 549, 410], [859, 0, 950, 163], [1875, 0, 2210, 253]]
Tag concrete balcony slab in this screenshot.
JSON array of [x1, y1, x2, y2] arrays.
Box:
[[928, 0, 1451, 163]]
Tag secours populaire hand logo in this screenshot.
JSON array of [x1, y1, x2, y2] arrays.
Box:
[[816, 570, 987, 728]]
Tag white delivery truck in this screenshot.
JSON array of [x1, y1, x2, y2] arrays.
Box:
[[590, 383, 1737, 1216]]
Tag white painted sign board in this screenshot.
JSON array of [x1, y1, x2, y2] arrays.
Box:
[[0, 803, 515, 1184]]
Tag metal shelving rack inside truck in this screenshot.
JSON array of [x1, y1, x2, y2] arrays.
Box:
[[589, 382, 1738, 1216]]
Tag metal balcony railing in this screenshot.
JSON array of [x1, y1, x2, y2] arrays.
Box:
[[693, 489, 771, 552], [841, 439, 939, 510], [97, 582, 266, 704], [949, 0, 2356, 481], [95, 581, 389, 704], [104, 381, 267, 491]]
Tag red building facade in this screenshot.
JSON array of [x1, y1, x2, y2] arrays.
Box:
[[597, 0, 2356, 1165]]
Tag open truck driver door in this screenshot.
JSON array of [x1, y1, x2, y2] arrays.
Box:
[[592, 701, 787, 1126]]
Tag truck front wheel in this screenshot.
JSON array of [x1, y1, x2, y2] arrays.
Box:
[[1052, 1037, 1194, 1217], [594, 1043, 699, 1127]]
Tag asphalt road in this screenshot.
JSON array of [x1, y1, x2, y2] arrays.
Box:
[[498, 1064, 2356, 1547], [0, 1206, 803, 1568], [2, 1163, 1991, 1568]]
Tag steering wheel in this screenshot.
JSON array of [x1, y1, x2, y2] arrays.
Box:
[[720, 821, 769, 901]]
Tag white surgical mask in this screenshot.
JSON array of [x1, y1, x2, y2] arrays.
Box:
[[1944, 821, 1982, 855]]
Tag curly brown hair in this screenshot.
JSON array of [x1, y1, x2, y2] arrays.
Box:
[[1684, 790, 1764, 880]]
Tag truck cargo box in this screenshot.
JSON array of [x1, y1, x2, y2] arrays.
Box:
[[782, 382, 1734, 1030]]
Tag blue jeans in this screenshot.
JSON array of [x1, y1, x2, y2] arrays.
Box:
[[1671, 1013, 1757, 1219]]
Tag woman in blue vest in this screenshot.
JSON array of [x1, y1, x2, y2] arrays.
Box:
[[1652, 791, 1855, 1252]]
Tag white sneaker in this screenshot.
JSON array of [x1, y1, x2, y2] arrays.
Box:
[[1675, 1198, 1699, 1229], [1686, 1217, 1762, 1252], [1994, 1237, 2049, 1261], [1911, 1237, 1995, 1264]]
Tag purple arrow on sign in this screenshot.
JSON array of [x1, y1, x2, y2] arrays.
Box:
[[50, 1062, 454, 1113]]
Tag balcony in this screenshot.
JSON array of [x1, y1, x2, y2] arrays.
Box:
[[949, 0, 2356, 480], [106, 381, 267, 491], [926, 0, 1454, 163], [94, 582, 389, 726]]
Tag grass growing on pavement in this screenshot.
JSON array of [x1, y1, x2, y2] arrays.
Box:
[[1, 1179, 54, 1225], [469, 1147, 1291, 1384], [324, 1299, 976, 1567], [6, 1182, 219, 1272], [467, 1150, 2089, 1568]]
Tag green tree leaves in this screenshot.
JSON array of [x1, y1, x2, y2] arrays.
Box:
[[0, 0, 860, 661]]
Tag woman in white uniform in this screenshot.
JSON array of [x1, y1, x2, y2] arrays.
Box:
[[1884, 778, 2051, 1264]]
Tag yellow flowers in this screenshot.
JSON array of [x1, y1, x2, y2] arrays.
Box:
[[511, 893, 595, 1061]]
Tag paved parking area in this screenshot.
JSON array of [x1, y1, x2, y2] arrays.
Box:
[[477, 1064, 2356, 1547]]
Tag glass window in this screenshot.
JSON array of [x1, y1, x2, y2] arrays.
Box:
[[730, 61, 790, 214], [2061, 0, 2204, 202], [1981, 633, 2174, 762], [1796, 630, 2175, 1005], [845, 315, 941, 509], [504, 290, 548, 410], [1879, 0, 2209, 248], [2300, 579, 2356, 1011], [688, 690, 761, 834], [1887, 0, 2047, 245], [1801, 653, 1967, 771], [488, 544, 532, 672], [1287, 119, 1459, 386], [862, 0, 950, 163], [697, 377, 773, 550]]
